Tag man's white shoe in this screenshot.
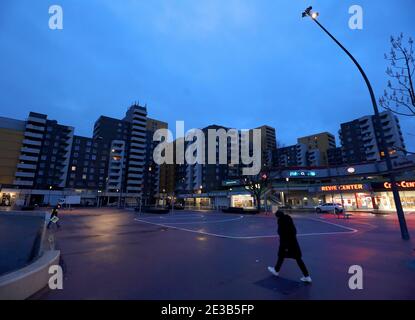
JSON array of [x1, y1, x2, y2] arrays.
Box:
[[300, 276, 313, 283], [268, 266, 279, 277]]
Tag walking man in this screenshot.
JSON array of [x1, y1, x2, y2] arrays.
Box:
[[47, 205, 61, 229], [268, 210, 312, 283]]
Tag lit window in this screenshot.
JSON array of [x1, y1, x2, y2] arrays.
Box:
[[71, 166, 76, 171]]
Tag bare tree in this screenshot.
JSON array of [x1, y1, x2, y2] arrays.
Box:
[[379, 34, 415, 116], [243, 171, 271, 212]]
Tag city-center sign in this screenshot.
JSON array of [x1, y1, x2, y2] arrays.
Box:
[[289, 170, 317, 178]]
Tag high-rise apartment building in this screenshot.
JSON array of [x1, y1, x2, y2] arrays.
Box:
[[256, 125, 277, 169], [179, 124, 276, 193], [143, 118, 168, 203], [93, 115, 132, 193], [297, 132, 336, 166], [272, 144, 307, 168], [13, 112, 74, 189], [123, 105, 148, 195], [327, 147, 344, 166], [66, 136, 104, 190], [89, 104, 171, 203], [340, 111, 406, 164]]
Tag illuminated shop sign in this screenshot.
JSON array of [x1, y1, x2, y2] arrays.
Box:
[[385, 181, 415, 189], [289, 171, 317, 177], [320, 184, 368, 192], [372, 181, 415, 191], [222, 180, 241, 187]]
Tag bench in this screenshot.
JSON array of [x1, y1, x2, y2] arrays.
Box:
[[336, 212, 353, 219]]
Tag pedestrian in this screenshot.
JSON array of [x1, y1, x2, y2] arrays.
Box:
[[47, 205, 61, 229], [268, 210, 312, 283]]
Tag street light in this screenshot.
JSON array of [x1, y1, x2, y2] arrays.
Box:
[[48, 186, 52, 206], [302, 6, 410, 240], [347, 167, 356, 174], [285, 178, 290, 207]]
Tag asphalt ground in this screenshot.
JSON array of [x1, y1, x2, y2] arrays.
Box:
[[31, 208, 415, 300]]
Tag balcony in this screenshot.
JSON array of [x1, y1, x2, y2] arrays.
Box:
[[111, 149, 124, 155], [15, 171, 35, 178], [127, 178, 144, 185], [19, 155, 38, 162], [13, 180, 33, 186], [24, 131, 43, 139], [128, 173, 143, 179], [23, 139, 42, 147], [27, 116, 47, 124], [128, 168, 144, 174], [131, 136, 146, 143], [131, 142, 146, 149], [129, 160, 145, 166], [26, 124, 45, 132], [17, 163, 37, 170], [133, 112, 147, 123], [21, 147, 40, 154], [126, 187, 142, 192], [129, 154, 145, 161], [132, 126, 147, 134]]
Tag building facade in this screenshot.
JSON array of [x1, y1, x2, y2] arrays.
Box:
[[13, 112, 74, 190], [0, 117, 25, 187], [256, 125, 277, 169], [66, 136, 104, 190], [327, 147, 344, 166], [340, 110, 406, 164], [179, 124, 276, 194], [272, 144, 307, 168], [143, 118, 168, 204], [297, 132, 336, 166]]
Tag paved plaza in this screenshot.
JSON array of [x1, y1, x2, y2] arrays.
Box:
[[32, 208, 415, 300]]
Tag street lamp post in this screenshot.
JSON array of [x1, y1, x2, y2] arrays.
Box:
[[48, 186, 53, 207], [302, 7, 410, 240], [285, 178, 290, 207]]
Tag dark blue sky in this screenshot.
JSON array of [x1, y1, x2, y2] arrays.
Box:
[[1, 0, 414, 150]]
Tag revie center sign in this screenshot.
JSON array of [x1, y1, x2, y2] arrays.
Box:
[[320, 184, 367, 192]]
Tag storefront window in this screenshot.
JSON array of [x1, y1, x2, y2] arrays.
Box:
[[327, 194, 357, 209], [196, 198, 211, 208], [374, 192, 393, 210], [401, 191, 415, 209], [231, 195, 254, 209], [356, 193, 374, 209], [374, 191, 415, 211]]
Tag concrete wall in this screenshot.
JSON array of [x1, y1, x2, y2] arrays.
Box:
[[0, 250, 60, 300], [0, 211, 61, 300]]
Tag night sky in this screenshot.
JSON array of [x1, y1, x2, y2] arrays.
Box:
[[1, 0, 414, 150]]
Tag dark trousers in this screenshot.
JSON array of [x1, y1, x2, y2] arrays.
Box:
[[47, 220, 60, 229], [275, 256, 310, 277]]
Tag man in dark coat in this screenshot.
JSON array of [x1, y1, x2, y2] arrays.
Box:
[[268, 210, 312, 283], [47, 205, 61, 229]]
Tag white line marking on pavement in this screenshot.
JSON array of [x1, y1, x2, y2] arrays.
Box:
[[159, 215, 205, 219], [134, 216, 358, 240], [307, 217, 359, 233], [138, 216, 244, 225]]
